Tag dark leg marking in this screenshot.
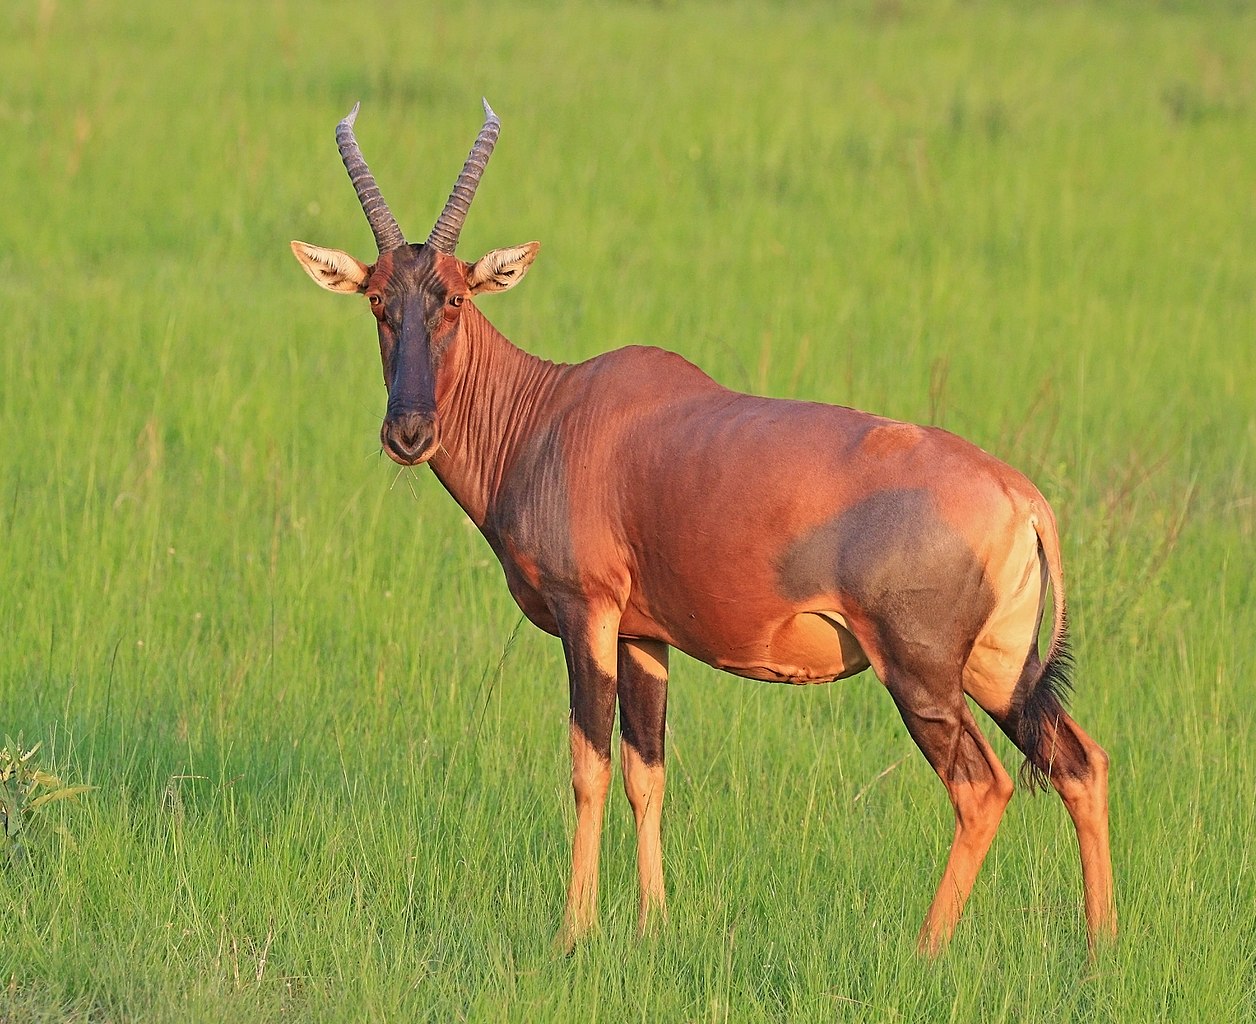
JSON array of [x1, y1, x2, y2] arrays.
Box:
[[554, 611, 620, 952], [618, 639, 668, 766], [885, 666, 1014, 955], [617, 638, 669, 935], [990, 642, 1085, 791], [562, 626, 617, 756]]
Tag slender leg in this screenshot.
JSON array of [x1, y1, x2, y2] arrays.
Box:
[[990, 680, 1118, 952], [1034, 712, 1117, 949], [888, 676, 1015, 956], [618, 638, 669, 935], [554, 606, 620, 952]]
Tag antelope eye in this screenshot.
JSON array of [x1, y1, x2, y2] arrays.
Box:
[[449, 294, 464, 308]]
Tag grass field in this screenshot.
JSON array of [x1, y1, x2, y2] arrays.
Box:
[[2, 1, 1254, 1020]]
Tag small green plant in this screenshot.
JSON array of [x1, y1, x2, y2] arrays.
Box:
[[0, 734, 92, 868]]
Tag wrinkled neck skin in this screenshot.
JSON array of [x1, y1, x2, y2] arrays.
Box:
[[425, 303, 561, 526]]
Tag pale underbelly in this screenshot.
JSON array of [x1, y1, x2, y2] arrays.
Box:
[[683, 611, 872, 685]]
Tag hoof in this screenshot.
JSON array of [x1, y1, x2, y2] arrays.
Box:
[[553, 918, 592, 955]]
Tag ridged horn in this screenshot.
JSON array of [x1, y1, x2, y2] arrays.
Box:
[[336, 102, 406, 254], [427, 99, 500, 254]]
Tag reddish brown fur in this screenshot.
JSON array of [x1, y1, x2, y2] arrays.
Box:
[[291, 110, 1116, 956]]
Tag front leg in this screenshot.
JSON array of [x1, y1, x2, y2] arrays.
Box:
[[555, 604, 621, 952], [618, 638, 669, 936]]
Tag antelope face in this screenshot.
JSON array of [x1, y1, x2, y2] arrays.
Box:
[[368, 244, 456, 467], [288, 101, 537, 467], [289, 240, 538, 466]]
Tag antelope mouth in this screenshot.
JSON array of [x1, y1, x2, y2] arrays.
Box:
[[381, 413, 441, 466]]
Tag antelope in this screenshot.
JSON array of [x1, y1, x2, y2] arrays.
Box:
[[290, 101, 1116, 955]]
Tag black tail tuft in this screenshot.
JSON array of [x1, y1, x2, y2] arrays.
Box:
[[1016, 626, 1074, 792]]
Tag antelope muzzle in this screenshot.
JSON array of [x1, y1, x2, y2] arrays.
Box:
[[381, 409, 440, 466]]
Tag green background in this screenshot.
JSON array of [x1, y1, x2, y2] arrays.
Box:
[[2, 1, 1253, 1020]]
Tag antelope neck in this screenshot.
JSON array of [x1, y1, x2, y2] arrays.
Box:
[[427, 304, 564, 526]]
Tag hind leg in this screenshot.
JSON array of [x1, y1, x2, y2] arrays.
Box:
[[886, 672, 1015, 956], [964, 543, 1116, 950], [995, 700, 1116, 949], [976, 640, 1117, 949], [1051, 714, 1116, 947]]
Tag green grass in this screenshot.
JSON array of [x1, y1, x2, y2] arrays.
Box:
[[2, 0, 1254, 1020]]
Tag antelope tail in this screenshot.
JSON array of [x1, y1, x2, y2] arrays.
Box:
[[1017, 510, 1074, 792]]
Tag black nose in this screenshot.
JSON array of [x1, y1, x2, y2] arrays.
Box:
[[382, 411, 437, 465]]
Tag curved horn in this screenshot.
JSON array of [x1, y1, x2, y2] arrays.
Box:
[[427, 99, 500, 254], [336, 103, 407, 254]]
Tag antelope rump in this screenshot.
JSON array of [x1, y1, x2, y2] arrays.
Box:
[[289, 101, 1116, 955]]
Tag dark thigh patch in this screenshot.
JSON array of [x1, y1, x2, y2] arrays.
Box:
[[776, 488, 994, 665]]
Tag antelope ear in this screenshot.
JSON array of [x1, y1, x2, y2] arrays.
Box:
[[466, 242, 540, 294], [290, 241, 370, 294]]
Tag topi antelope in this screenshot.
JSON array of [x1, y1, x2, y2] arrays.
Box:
[[290, 101, 1116, 955]]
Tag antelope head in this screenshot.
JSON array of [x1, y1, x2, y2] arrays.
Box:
[[291, 101, 539, 466]]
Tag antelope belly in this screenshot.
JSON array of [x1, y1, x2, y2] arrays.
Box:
[[710, 611, 871, 684]]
